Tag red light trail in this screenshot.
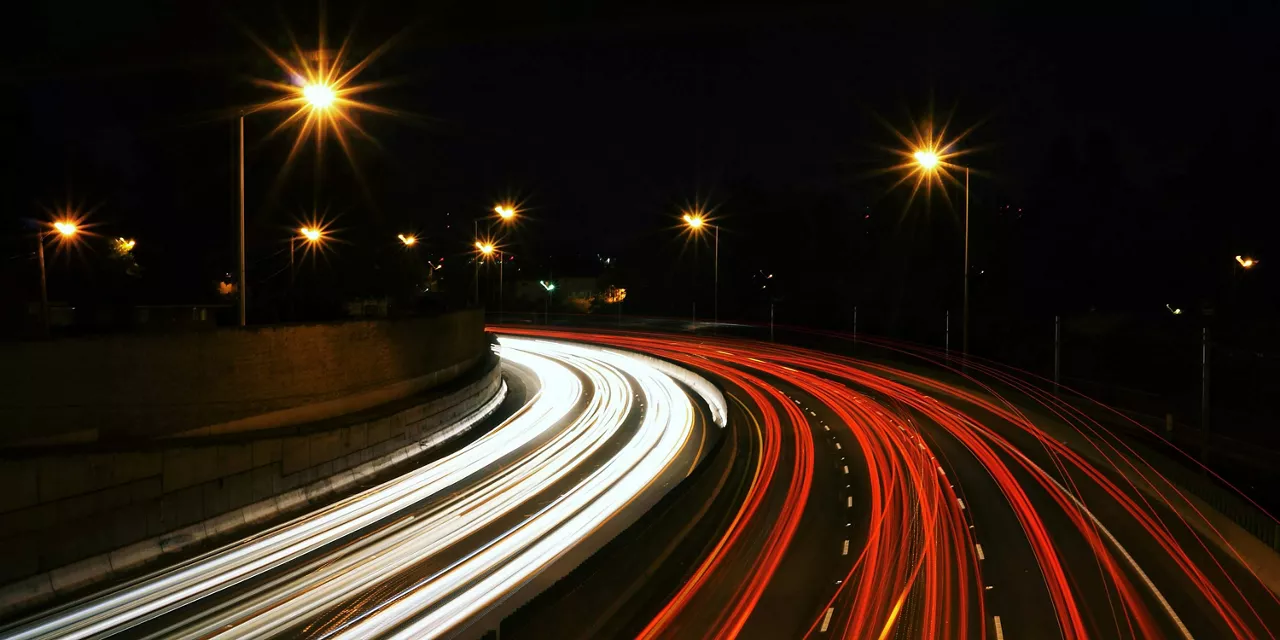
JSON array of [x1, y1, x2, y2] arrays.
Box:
[[495, 326, 1280, 639]]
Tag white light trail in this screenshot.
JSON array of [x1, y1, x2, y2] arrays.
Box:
[[3, 337, 707, 640]]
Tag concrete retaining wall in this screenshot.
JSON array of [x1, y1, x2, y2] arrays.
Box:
[[0, 310, 486, 444], [0, 357, 503, 613]]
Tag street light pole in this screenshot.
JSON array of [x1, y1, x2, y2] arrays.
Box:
[[473, 219, 479, 306], [289, 235, 295, 319], [714, 224, 719, 326], [36, 232, 49, 338], [963, 166, 970, 355], [237, 112, 246, 327]]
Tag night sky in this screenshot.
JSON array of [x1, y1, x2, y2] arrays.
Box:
[[6, 1, 1279, 346]]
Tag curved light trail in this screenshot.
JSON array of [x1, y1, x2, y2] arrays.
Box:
[[496, 327, 1280, 640], [1, 337, 720, 640]]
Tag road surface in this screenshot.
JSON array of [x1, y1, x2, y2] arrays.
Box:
[[0, 337, 721, 640], [497, 327, 1280, 639]]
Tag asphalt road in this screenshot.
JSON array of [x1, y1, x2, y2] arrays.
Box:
[[0, 337, 719, 640], [7, 327, 1277, 639], [496, 327, 1280, 640]]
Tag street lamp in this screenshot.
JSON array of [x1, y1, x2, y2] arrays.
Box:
[[290, 226, 325, 281], [682, 212, 720, 326], [495, 204, 516, 221], [236, 81, 338, 327], [914, 147, 971, 354], [1236, 255, 1258, 269], [36, 219, 80, 337], [540, 280, 556, 324], [397, 233, 417, 247]]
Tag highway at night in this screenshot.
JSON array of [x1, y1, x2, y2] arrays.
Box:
[[0, 337, 722, 639], [4, 329, 1278, 639], [499, 327, 1280, 639]]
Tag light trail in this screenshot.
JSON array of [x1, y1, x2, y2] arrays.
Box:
[[1, 338, 718, 640], [495, 327, 1280, 639]]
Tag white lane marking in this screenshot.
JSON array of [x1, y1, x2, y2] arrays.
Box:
[[957, 498, 966, 510], [846, 496, 852, 508], [835, 443, 841, 450], [1009, 450, 1195, 639], [823, 425, 830, 431], [975, 543, 985, 560], [842, 540, 849, 555], [993, 615, 1004, 640], [843, 466, 849, 474], [820, 607, 834, 632], [810, 411, 817, 417]]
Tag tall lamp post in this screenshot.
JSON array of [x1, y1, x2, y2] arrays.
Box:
[[475, 241, 501, 316], [237, 82, 337, 327], [540, 280, 556, 324], [914, 150, 971, 354], [682, 212, 719, 326], [36, 220, 80, 337], [473, 204, 517, 308]]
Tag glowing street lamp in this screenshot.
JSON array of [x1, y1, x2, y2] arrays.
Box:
[[397, 233, 417, 247], [540, 280, 556, 323], [289, 226, 327, 285], [495, 204, 516, 221], [302, 82, 337, 110], [236, 28, 388, 327], [913, 150, 940, 170], [913, 145, 972, 354], [35, 219, 81, 337], [1236, 255, 1258, 269], [682, 210, 719, 326]]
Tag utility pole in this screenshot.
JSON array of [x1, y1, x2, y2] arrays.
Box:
[[237, 113, 246, 327], [1201, 327, 1211, 433], [945, 310, 950, 357], [36, 233, 49, 338], [962, 166, 970, 354], [1054, 315, 1061, 395]]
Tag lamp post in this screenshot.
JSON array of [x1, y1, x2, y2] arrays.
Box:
[[475, 241, 498, 316], [914, 149, 970, 354], [36, 221, 79, 337], [540, 280, 556, 324], [472, 205, 518, 308], [682, 212, 719, 326], [237, 82, 337, 327], [288, 227, 325, 318]]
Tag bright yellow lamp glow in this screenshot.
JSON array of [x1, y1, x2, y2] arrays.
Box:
[[116, 238, 136, 252], [683, 213, 705, 229], [398, 234, 417, 246], [495, 205, 516, 220], [476, 242, 495, 256], [53, 221, 78, 237], [1236, 255, 1258, 269], [913, 150, 940, 170], [302, 83, 336, 109], [301, 227, 323, 242]]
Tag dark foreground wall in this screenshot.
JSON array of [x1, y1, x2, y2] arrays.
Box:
[[0, 310, 486, 444], [0, 357, 503, 612]]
